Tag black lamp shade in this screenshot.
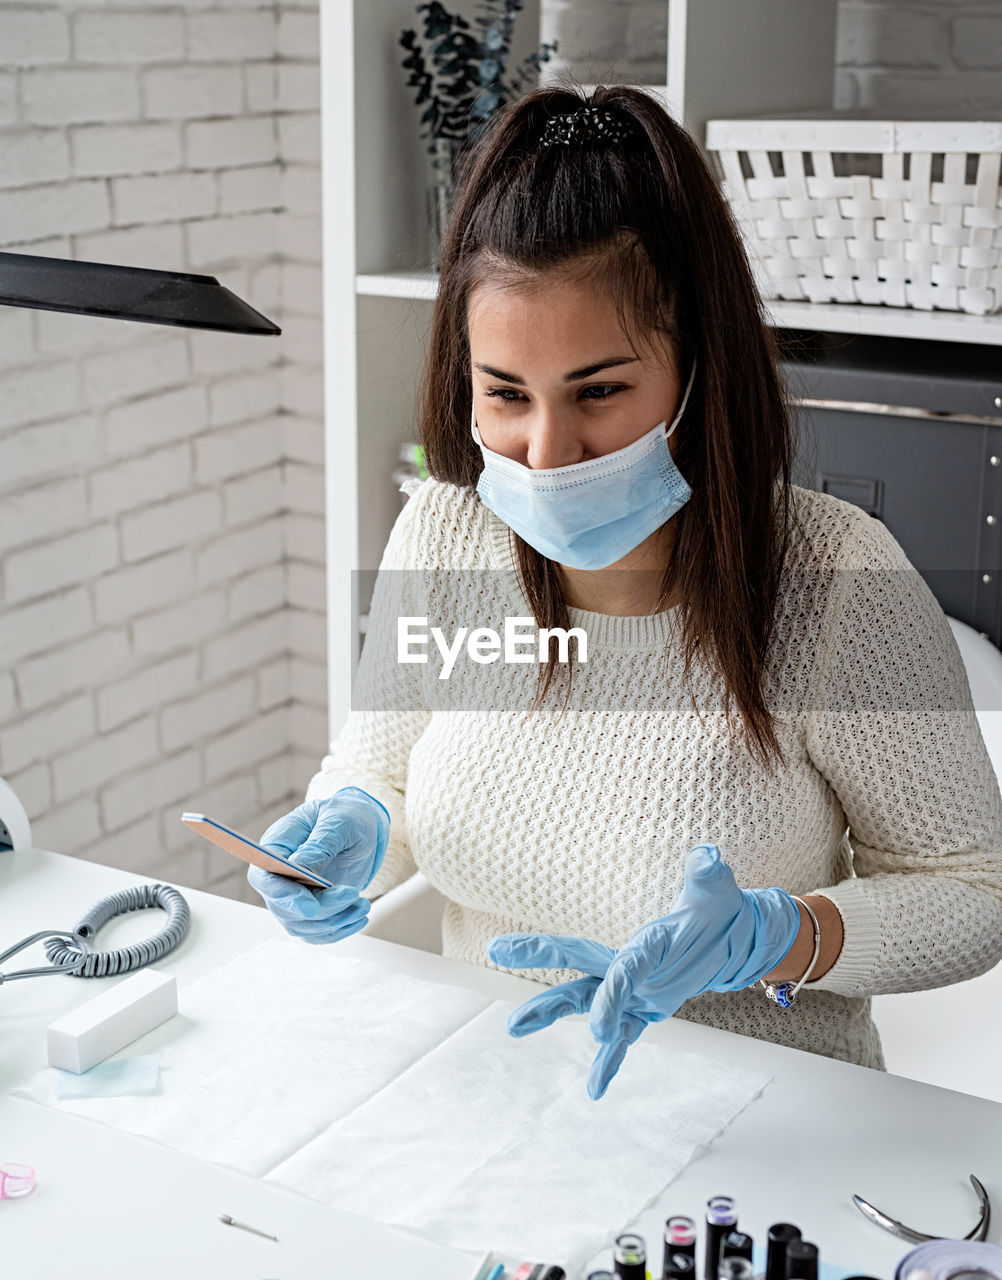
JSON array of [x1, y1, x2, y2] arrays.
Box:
[[0, 251, 281, 335]]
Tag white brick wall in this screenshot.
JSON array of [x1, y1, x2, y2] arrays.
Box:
[[835, 1, 1002, 110], [0, 0, 325, 906], [540, 1, 669, 86], [538, 0, 1002, 111]]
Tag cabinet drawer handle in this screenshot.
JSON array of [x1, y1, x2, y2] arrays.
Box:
[[790, 396, 1002, 430]]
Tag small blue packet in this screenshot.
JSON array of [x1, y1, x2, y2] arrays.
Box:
[[56, 1054, 160, 1098]]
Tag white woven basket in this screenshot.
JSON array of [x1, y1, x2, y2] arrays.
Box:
[[705, 113, 1002, 316]]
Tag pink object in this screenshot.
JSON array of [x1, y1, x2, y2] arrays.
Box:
[[0, 1164, 35, 1198], [665, 1214, 696, 1245]]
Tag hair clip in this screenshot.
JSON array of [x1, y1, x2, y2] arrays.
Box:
[[540, 106, 636, 149]]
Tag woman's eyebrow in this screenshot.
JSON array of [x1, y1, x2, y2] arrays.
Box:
[[473, 357, 641, 385]]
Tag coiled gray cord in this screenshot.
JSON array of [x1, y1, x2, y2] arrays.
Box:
[[43, 883, 191, 978]]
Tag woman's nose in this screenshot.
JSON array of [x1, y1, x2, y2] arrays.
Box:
[[524, 411, 585, 471]]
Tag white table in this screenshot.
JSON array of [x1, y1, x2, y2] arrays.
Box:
[[1, 847, 999, 1279]]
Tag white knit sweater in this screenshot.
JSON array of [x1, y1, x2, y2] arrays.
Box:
[[306, 476, 1002, 1070]]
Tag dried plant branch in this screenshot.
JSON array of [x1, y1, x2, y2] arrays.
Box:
[[399, 0, 558, 146]]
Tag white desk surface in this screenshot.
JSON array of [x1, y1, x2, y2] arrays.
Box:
[[1, 847, 999, 1280]]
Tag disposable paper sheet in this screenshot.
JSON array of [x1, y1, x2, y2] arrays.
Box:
[[13, 936, 772, 1274], [14, 937, 491, 1176], [266, 1000, 771, 1273]]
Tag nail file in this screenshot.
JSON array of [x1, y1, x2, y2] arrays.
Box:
[[46, 968, 177, 1074], [180, 812, 333, 888]]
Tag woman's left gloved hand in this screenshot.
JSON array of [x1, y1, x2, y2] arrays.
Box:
[[486, 843, 801, 1100]]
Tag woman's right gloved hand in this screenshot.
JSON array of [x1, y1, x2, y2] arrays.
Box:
[[248, 786, 391, 944]]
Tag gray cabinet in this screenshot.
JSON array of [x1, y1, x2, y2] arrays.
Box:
[[780, 331, 1002, 644]]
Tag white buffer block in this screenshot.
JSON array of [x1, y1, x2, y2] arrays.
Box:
[[46, 969, 178, 1074]]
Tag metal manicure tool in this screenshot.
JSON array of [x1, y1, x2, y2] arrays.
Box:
[[852, 1173, 990, 1244], [219, 1213, 279, 1242]]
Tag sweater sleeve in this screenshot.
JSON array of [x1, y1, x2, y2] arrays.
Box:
[[803, 508, 1002, 997], [304, 478, 434, 899]]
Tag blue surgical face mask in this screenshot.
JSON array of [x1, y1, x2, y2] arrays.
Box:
[[472, 358, 697, 570]]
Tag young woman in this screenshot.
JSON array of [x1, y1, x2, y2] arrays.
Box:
[[249, 87, 1002, 1099]]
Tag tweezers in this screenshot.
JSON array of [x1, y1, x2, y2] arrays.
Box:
[[852, 1173, 990, 1245]]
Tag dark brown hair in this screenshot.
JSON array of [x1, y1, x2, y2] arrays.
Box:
[[417, 83, 803, 771]]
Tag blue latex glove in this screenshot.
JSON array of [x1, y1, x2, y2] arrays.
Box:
[[487, 843, 801, 1099], [248, 787, 390, 945]]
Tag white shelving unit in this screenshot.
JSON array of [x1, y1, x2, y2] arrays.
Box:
[[356, 269, 1002, 346], [321, 0, 1001, 737]]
